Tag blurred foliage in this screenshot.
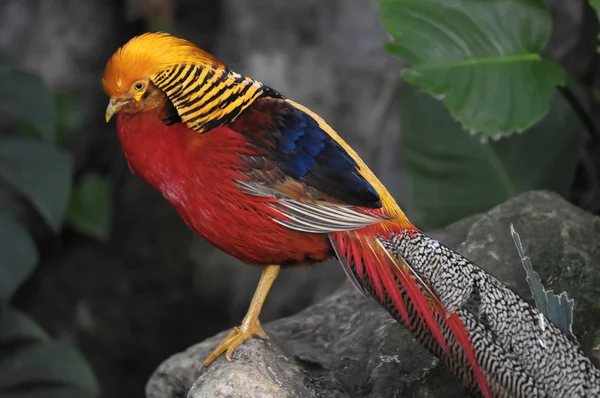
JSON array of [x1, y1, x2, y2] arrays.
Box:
[[0, 214, 37, 302], [592, 1, 600, 45], [0, 138, 72, 231], [380, 0, 597, 228], [0, 56, 104, 397], [66, 173, 113, 241], [54, 92, 87, 144], [0, 308, 99, 398], [401, 83, 583, 227], [0, 58, 55, 141]]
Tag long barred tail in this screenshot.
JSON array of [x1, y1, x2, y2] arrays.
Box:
[[331, 229, 491, 398], [331, 228, 600, 398]]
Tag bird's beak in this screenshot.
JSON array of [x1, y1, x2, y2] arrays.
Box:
[[105, 97, 130, 122]]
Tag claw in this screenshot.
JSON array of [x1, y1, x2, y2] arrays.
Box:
[[202, 265, 279, 368], [203, 320, 269, 366]]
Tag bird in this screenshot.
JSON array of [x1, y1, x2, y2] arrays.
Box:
[[103, 32, 600, 398]]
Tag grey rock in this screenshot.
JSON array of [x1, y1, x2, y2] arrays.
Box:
[[146, 191, 600, 397], [460, 190, 600, 356], [148, 284, 461, 398]]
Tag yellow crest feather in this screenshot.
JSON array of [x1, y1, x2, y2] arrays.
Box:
[[102, 32, 223, 97]]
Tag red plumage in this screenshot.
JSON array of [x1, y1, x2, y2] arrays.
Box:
[[117, 107, 332, 266]]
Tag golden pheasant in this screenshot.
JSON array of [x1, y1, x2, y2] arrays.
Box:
[[102, 32, 600, 397]]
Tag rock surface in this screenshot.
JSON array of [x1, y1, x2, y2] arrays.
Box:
[[146, 191, 600, 398]]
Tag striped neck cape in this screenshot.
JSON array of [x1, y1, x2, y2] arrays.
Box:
[[152, 64, 281, 132]]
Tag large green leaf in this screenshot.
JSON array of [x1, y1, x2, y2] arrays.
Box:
[[379, 0, 566, 136], [0, 307, 47, 343], [0, 65, 55, 141], [0, 214, 37, 302], [401, 82, 583, 229], [0, 342, 99, 396], [66, 173, 112, 241], [0, 138, 73, 231]]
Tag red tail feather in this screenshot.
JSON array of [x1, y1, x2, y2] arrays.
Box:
[[445, 312, 491, 398], [351, 242, 365, 280], [375, 252, 412, 328], [374, 248, 448, 352], [332, 230, 491, 398], [358, 238, 385, 301]]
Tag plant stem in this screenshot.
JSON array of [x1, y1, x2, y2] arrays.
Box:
[[558, 85, 600, 145]]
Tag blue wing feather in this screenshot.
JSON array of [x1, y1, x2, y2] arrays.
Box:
[[233, 97, 381, 208]]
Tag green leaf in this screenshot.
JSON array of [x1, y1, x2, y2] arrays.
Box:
[[510, 224, 576, 342], [66, 173, 112, 241], [0, 214, 37, 302], [379, 0, 566, 136], [0, 342, 99, 395], [0, 307, 48, 344], [0, 138, 73, 232], [0, 67, 55, 141], [401, 82, 583, 229]]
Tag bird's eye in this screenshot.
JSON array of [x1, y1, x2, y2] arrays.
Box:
[[134, 82, 145, 91]]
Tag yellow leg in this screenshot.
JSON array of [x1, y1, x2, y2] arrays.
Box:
[[203, 265, 280, 366]]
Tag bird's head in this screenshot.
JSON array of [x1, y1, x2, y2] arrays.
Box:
[[102, 32, 224, 122]]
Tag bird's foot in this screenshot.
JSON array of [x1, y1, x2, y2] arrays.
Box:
[[202, 319, 268, 367]]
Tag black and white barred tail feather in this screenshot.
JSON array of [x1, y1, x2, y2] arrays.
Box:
[[332, 231, 492, 397], [377, 230, 600, 397]]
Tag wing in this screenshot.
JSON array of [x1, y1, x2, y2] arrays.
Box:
[[229, 96, 387, 233]]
